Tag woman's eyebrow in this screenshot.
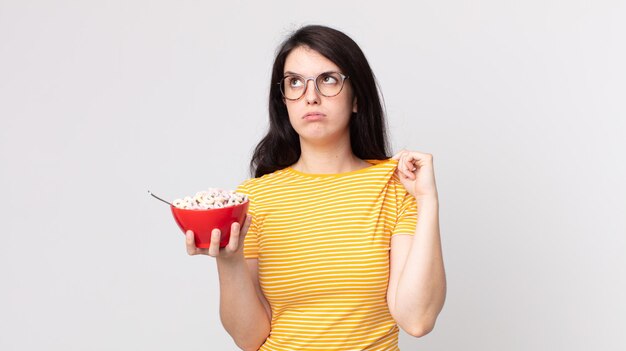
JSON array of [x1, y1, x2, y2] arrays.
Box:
[[284, 70, 335, 76]]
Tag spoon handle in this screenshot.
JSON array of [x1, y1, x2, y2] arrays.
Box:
[[148, 190, 173, 206]]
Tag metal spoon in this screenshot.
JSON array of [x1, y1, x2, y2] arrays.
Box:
[[148, 190, 173, 206]]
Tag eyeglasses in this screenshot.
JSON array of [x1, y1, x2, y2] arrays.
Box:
[[278, 71, 350, 101]]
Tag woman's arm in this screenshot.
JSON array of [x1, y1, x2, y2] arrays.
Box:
[[217, 256, 270, 350], [387, 196, 446, 337]]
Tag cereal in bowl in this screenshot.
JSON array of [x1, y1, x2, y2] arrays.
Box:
[[172, 188, 248, 210]]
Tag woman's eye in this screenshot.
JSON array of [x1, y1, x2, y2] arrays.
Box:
[[321, 74, 338, 84], [289, 78, 304, 88]]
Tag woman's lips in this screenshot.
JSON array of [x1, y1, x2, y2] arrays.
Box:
[[303, 113, 325, 121]]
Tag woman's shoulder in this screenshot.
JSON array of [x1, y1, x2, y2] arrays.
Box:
[[236, 167, 291, 193]]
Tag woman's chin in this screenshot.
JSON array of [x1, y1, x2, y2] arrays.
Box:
[[299, 133, 343, 145]]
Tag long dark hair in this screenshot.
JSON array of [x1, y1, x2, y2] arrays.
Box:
[[249, 24, 391, 178]]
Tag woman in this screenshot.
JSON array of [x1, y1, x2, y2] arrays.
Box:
[[185, 25, 446, 351]]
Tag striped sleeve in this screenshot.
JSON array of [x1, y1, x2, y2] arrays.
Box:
[[391, 185, 418, 237], [235, 179, 260, 259]]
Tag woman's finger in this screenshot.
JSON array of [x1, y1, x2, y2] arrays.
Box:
[[186, 230, 197, 255], [405, 155, 417, 178], [400, 153, 411, 178], [208, 229, 221, 257], [226, 221, 240, 252], [391, 149, 407, 161], [240, 215, 252, 237]]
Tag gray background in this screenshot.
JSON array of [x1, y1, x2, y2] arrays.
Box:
[[1, 0, 625, 350]]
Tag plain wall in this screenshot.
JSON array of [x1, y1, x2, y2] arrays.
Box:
[[1, 0, 625, 350]]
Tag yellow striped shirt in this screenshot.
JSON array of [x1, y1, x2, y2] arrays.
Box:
[[235, 157, 418, 351]]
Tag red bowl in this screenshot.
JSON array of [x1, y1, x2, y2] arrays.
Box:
[[170, 200, 249, 248]]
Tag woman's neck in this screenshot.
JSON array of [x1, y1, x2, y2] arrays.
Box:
[[291, 141, 370, 175]]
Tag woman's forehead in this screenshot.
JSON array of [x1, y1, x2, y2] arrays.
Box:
[[283, 47, 340, 76]]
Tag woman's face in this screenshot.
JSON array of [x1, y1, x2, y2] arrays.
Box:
[[282, 46, 357, 145]]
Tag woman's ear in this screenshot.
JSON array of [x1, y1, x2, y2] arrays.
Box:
[[352, 97, 357, 113]]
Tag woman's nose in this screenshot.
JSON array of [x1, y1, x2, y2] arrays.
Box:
[[304, 79, 320, 104]]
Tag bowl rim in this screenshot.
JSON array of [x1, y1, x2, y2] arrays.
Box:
[[170, 198, 249, 212]]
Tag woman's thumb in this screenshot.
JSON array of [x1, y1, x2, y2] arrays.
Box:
[[240, 214, 253, 238]]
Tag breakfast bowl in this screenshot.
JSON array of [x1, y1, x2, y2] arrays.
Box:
[[149, 189, 249, 249], [170, 200, 249, 248]]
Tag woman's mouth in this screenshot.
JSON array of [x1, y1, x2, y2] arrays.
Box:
[[303, 112, 326, 120]]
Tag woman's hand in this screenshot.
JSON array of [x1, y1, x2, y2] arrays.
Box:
[[185, 214, 253, 260], [392, 149, 439, 201]]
